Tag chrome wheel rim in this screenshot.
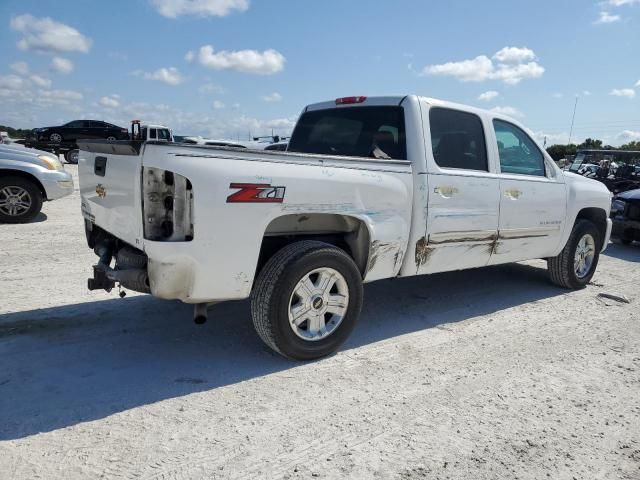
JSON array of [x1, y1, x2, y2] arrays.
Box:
[[0, 186, 32, 217], [574, 233, 596, 279], [288, 267, 349, 342], [107, 136, 116, 141], [50, 133, 62, 143], [69, 151, 79, 163]]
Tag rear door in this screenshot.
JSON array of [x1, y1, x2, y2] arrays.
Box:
[[488, 119, 567, 264], [419, 104, 500, 274], [78, 142, 145, 247]]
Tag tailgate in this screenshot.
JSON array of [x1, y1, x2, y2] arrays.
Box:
[[78, 141, 144, 247]]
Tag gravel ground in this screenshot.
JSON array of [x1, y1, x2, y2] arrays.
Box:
[[0, 165, 639, 479]]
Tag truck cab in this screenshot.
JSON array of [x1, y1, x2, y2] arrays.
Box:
[[131, 121, 173, 143]]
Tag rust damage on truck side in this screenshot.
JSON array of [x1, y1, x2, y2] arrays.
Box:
[[366, 241, 401, 275], [414, 236, 433, 268], [414, 230, 550, 266]]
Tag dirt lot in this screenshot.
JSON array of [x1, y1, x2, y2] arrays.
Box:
[[0, 165, 639, 480]]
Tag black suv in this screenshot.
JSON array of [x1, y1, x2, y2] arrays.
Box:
[[32, 120, 129, 144]]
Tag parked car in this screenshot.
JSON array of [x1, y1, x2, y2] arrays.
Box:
[[1, 131, 20, 144], [31, 120, 129, 144], [78, 95, 612, 360], [25, 120, 130, 164], [264, 142, 288, 151], [0, 144, 73, 223], [610, 188, 640, 245]]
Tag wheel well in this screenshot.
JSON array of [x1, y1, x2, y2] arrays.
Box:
[[256, 214, 371, 278], [576, 207, 607, 246], [0, 169, 47, 200]]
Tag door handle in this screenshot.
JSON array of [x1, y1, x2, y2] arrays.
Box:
[[434, 185, 458, 197], [505, 189, 522, 199]]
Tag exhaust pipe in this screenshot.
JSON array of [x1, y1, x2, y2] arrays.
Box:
[[194, 303, 208, 325]]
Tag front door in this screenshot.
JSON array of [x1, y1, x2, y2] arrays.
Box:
[[419, 106, 500, 274], [489, 119, 567, 264]]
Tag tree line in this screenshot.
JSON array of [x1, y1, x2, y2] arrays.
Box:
[[0, 125, 32, 139], [545, 138, 640, 161]]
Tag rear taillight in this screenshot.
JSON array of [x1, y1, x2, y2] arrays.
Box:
[[335, 96, 367, 105], [142, 167, 194, 242]]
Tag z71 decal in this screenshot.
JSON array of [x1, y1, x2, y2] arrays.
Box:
[[226, 183, 286, 203]]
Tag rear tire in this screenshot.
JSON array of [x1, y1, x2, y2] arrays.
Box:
[[0, 176, 43, 223], [250, 241, 363, 360], [548, 219, 600, 289], [106, 136, 117, 141]]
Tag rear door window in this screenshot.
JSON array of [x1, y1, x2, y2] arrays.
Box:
[[288, 106, 407, 160], [429, 107, 488, 171]]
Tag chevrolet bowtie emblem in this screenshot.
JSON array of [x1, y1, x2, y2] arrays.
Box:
[[96, 184, 107, 198]]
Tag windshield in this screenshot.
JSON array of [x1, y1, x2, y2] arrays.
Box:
[[288, 106, 407, 160]]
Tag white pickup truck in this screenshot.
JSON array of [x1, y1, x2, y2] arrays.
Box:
[[78, 95, 612, 360]]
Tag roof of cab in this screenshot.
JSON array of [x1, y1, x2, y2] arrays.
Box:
[[303, 95, 532, 136]]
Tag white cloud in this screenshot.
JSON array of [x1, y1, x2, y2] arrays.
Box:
[[50, 57, 74, 74], [609, 88, 636, 98], [197, 45, 285, 75], [635, 80, 640, 87], [490, 106, 525, 118], [212, 100, 225, 109], [142, 67, 184, 85], [39, 89, 83, 102], [618, 130, 640, 142], [185, 50, 195, 62], [423, 47, 544, 85], [99, 96, 120, 108], [607, 0, 640, 6], [0, 74, 26, 90], [478, 90, 499, 101], [151, 0, 249, 17], [108, 51, 128, 61], [10, 61, 29, 76], [10, 14, 92, 53], [493, 46, 536, 63], [198, 82, 225, 94], [552, 93, 564, 99], [594, 11, 621, 24], [582, 90, 592, 96], [30, 74, 52, 88], [261, 92, 282, 102], [533, 131, 571, 146]]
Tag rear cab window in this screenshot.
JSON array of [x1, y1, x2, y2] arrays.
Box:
[[288, 106, 407, 160], [429, 107, 488, 172]]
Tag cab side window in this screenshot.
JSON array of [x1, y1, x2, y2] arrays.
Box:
[[493, 120, 545, 176], [429, 107, 488, 171]]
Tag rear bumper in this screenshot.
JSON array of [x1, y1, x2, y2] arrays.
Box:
[[40, 169, 74, 200]]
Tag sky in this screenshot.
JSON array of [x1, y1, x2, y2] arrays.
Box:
[[0, 0, 639, 145]]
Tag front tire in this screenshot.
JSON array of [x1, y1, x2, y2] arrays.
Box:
[[65, 149, 79, 164], [0, 176, 43, 223], [49, 132, 62, 143], [548, 220, 600, 288], [250, 241, 363, 360]]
